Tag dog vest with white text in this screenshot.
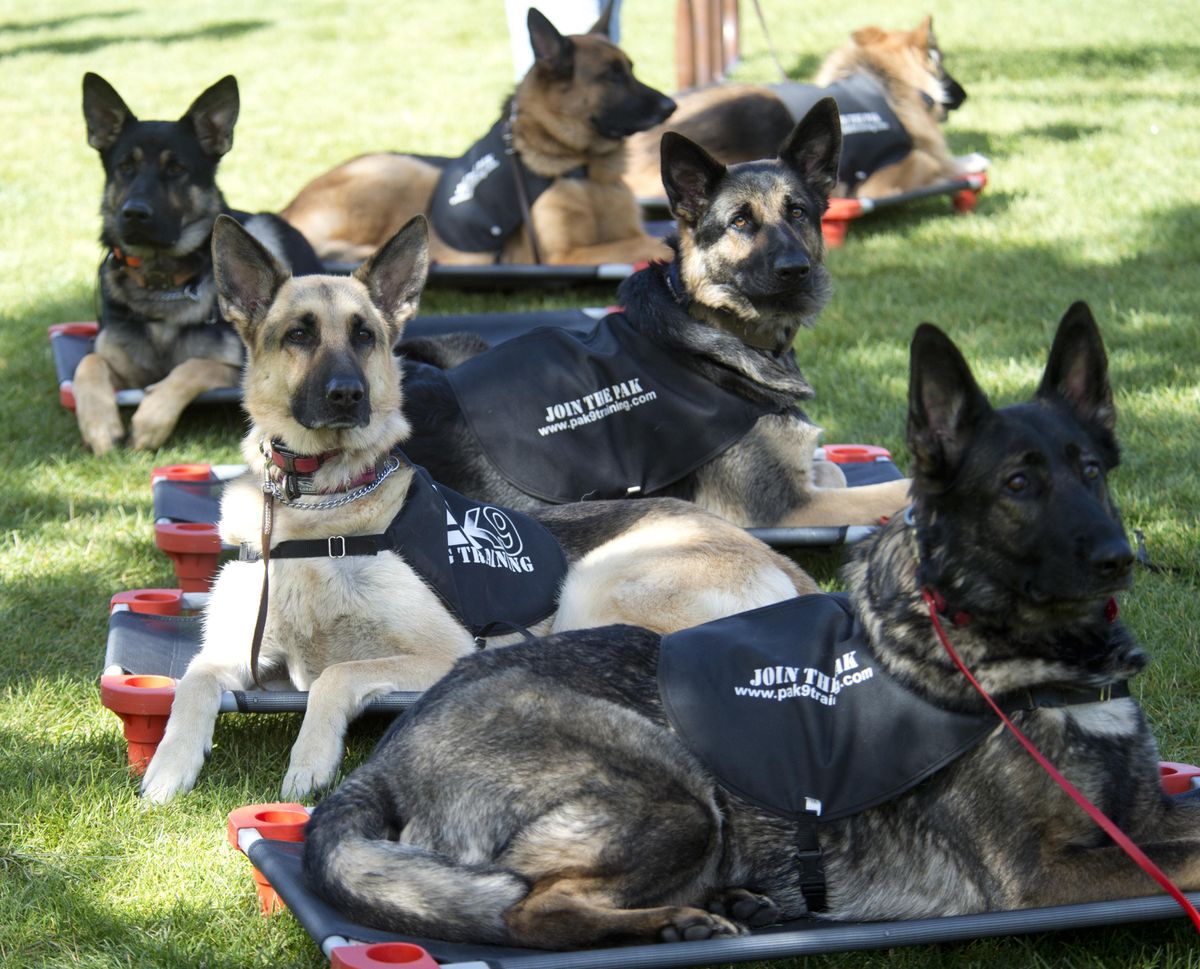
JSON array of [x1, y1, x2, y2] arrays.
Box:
[[382, 457, 567, 635], [441, 313, 781, 502], [256, 456, 568, 637], [427, 118, 581, 255], [769, 74, 913, 195], [658, 593, 999, 821]]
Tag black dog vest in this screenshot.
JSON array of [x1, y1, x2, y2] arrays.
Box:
[[442, 312, 779, 502], [427, 118, 582, 255], [256, 454, 567, 637], [658, 593, 1142, 822], [769, 74, 913, 195]]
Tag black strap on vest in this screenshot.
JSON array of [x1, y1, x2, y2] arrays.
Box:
[[428, 115, 585, 257], [242, 450, 566, 639], [240, 534, 383, 561]]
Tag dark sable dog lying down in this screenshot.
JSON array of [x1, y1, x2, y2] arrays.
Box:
[[398, 101, 910, 529], [303, 304, 1200, 949]]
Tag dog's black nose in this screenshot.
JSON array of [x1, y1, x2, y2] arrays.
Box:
[[1090, 536, 1133, 582], [120, 199, 154, 224], [657, 94, 677, 119], [326, 377, 365, 407], [773, 251, 811, 281]]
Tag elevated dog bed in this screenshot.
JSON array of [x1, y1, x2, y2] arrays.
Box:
[[639, 165, 988, 248], [49, 310, 609, 412], [222, 791, 1200, 969], [99, 589, 422, 771], [321, 219, 677, 286], [148, 445, 904, 591]]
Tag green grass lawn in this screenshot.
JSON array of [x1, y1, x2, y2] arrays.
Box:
[[0, 0, 1198, 966]]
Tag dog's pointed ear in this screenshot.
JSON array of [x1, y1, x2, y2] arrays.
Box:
[[528, 8, 575, 80], [850, 25, 886, 47], [212, 214, 289, 344], [661, 132, 726, 225], [353, 215, 430, 337], [907, 323, 992, 484], [588, 0, 616, 37], [83, 73, 135, 153], [913, 15, 933, 50], [182, 75, 240, 158], [778, 97, 842, 202], [1037, 302, 1116, 435]]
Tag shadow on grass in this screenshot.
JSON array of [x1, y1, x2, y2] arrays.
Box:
[[0, 19, 269, 59]]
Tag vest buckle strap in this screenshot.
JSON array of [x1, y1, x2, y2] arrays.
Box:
[[328, 536, 347, 558], [795, 847, 827, 913]]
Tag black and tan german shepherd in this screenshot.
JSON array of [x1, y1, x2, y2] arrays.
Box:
[[281, 5, 675, 266], [398, 101, 910, 529], [74, 73, 321, 454], [138, 214, 818, 804], [304, 303, 1200, 949], [624, 16, 972, 201]]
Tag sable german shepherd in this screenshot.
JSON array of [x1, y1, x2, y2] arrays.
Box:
[[624, 17, 971, 201], [398, 101, 910, 529], [304, 303, 1200, 948], [138, 213, 817, 804], [75, 73, 321, 454], [281, 5, 674, 266]]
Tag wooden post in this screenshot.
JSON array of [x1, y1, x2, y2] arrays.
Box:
[[676, 0, 740, 90]]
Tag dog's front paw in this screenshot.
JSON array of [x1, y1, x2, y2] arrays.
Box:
[[658, 908, 745, 943], [812, 458, 848, 489], [129, 397, 176, 451], [139, 740, 207, 804], [281, 742, 342, 800], [79, 411, 126, 455], [706, 887, 780, 928]]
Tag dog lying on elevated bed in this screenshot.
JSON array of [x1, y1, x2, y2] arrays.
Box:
[[75, 73, 321, 454], [303, 303, 1200, 948], [624, 16, 974, 202], [138, 214, 818, 804], [398, 100, 911, 529], [281, 4, 674, 266]]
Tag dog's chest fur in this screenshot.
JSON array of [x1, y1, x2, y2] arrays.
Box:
[[216, 469, 475, 687]]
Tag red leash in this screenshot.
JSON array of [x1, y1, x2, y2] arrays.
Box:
[[921, 587, 1200, 932]]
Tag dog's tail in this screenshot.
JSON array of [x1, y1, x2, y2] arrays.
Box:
[[303, 765, 529, 943]]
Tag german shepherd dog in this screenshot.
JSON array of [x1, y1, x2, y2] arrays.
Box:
[[138, 214, 817, 804], [280, 5, 675, 266], [75, 73, 321, 454], [624, 17, 971, 201], [304, 304, 1200, 948], [398, 101, 910, 529]]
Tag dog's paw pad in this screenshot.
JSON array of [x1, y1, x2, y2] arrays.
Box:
[[708, 888, 779, 927], [659, 909, 743, 943]]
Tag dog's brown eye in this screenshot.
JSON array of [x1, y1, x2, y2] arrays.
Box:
[[789, 205, 806, 220], [1083, 461, 1101, 481], [285, 327, 312, 346], [353, 326, 375, 347], [164, 160, 186, 177], [730, 215, 750, 231], [117, 158, 135, 175], [1005, 473, 1028, 494]]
